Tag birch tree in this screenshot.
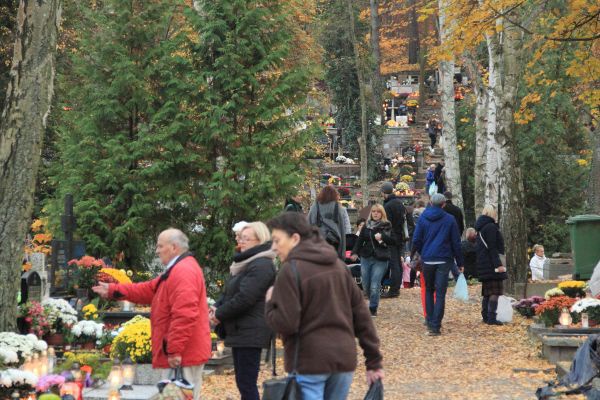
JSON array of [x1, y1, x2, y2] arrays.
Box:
[[437, 0, 463, 209], [0, 0, 62, 331], [463, 52, 488, 215]]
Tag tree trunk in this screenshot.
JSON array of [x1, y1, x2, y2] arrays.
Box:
[[588, 129, 600, 214], [437, 0, 463, 210], [484, 33, 501, 210], [0, 0, 62, 331], [496, 22, 528, 293], [347, 0, 369, 207], [463, 53, 488, 216], [369, 0, 384, 124]]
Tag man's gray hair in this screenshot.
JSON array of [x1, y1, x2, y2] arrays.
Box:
[[431, 193, 446, 207], [162, 228, 189, 251]]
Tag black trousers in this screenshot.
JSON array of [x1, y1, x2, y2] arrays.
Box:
[[388, 243, 403, 292], [232, 347, 262, 400], [429, 134, 437, 148]]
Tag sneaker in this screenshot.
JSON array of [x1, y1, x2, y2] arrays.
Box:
[[381, 291, 399, 299], [487, 320, 504, 326], [426, 329, 441, 336], [369, 307, 378, 317]]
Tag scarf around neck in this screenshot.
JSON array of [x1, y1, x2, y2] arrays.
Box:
[[229, 247, 276, 276], [366, 219, 388, 230]]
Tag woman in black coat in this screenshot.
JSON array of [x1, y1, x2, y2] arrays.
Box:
[[351, 204, 395, 317], [475, 205, 507, 326], [211, 222, 276, 400]]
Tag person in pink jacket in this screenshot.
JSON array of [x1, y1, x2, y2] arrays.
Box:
[[93, 228, 210, 400]]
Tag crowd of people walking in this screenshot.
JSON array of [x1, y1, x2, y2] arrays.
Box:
[[90, 178, 510, 399]]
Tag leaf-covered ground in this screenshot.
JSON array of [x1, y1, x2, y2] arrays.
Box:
[[202, 284, 563, 399]]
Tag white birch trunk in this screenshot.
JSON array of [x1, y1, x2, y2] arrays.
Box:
[[496, 22, 528, 290], [484, 34, 501, 210], [463, 53, 488, 216], [438, 0, 463, 210]]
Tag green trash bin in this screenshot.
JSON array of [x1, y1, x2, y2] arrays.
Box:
[[567, 214, 600, 280]]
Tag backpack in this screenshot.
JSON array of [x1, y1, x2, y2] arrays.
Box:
[[316, 202, 341, 247]]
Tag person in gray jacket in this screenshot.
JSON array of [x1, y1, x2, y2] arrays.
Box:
[[308, 185, 351, 259]]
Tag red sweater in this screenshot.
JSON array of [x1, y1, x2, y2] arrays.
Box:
[[108, 256, 211, 368]]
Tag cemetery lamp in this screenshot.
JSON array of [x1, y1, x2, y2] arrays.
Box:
[[107, 360, 123, 390], [70, 362, 82, 382], [47, 347, 56, 374], [217, 340, 225, 356], [10, 390, 19, 400], [107, 390, 121, 400], [120, 357, 135, 390], [559, 308, 572, 327], [25, 391, 36, 400], [582, 312, 589, 328]]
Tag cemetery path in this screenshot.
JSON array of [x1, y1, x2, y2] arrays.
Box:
[[202, 285, 561, 400]]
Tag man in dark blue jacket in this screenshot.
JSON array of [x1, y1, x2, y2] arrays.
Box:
[[411, 193, 464, 336]]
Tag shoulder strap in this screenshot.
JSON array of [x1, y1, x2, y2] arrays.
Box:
[[316, 202, 323, 226], [479, 232, 489, 249], [333, 202, 339, 224]]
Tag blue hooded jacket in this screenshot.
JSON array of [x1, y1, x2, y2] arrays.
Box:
[[412, 205, 464, 265]]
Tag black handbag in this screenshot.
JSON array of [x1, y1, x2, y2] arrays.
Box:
[[262, 262, 303, 400], [371, 233, 390, 261], [364, 380, 384, 400]]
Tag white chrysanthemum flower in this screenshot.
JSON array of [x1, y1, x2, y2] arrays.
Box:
[[571, 298, 600, 313], [0, 348, 19, 364], [35, 340, 48, 352], [0, 371, 12, 387]]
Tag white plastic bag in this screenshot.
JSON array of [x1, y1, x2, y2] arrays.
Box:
[[428, 182, 438, 196], [496, 295, 516, 323], [453, 273, 469, 302]]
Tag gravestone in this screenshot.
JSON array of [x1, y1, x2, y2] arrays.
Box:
[[20, 271, 42, 304], [30, 252, 49, 299], [49, 194, 86, 295]]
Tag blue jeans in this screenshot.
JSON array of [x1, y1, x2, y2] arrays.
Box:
[[295, 372, 354, 400], [423, 261, 452, 331], [361, 256, 388, 310]]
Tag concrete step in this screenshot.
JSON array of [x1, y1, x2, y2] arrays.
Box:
[[556, 361, 571, 378]]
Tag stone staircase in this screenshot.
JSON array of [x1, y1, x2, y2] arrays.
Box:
[[409, 95, 444, 193]]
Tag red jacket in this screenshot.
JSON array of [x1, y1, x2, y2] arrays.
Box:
[[108, 256, 211, 368]]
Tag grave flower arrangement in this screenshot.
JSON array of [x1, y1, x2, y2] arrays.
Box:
[[557, 281, 586, 298], [36, 374, 65, 393], [544, 287, 564, 300], [69, 256, 106, 290], [110, 316, 152, 363], [513, 296, 545, 318], [0, 333, 47, 363], [535, 295, 579, 327], [19, 301, 50, 338], [400, 175, 413, 183], [82, 304, 99, 321], [98, 268, 132, 285], [0, 368, 38, 398], [571, 298, 600, 326], [42, 298, 78, 334], [71, 321, 104, 344]]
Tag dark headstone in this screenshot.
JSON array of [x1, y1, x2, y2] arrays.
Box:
[[49, 239, 85, 295], [20, 271, 42, 304]]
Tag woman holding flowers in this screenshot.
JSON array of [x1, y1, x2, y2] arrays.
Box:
[[209, 222, 276, 400], [475, 205, 507, 326]]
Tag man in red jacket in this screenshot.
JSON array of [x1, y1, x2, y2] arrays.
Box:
[[93, 228, 211, 400]]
